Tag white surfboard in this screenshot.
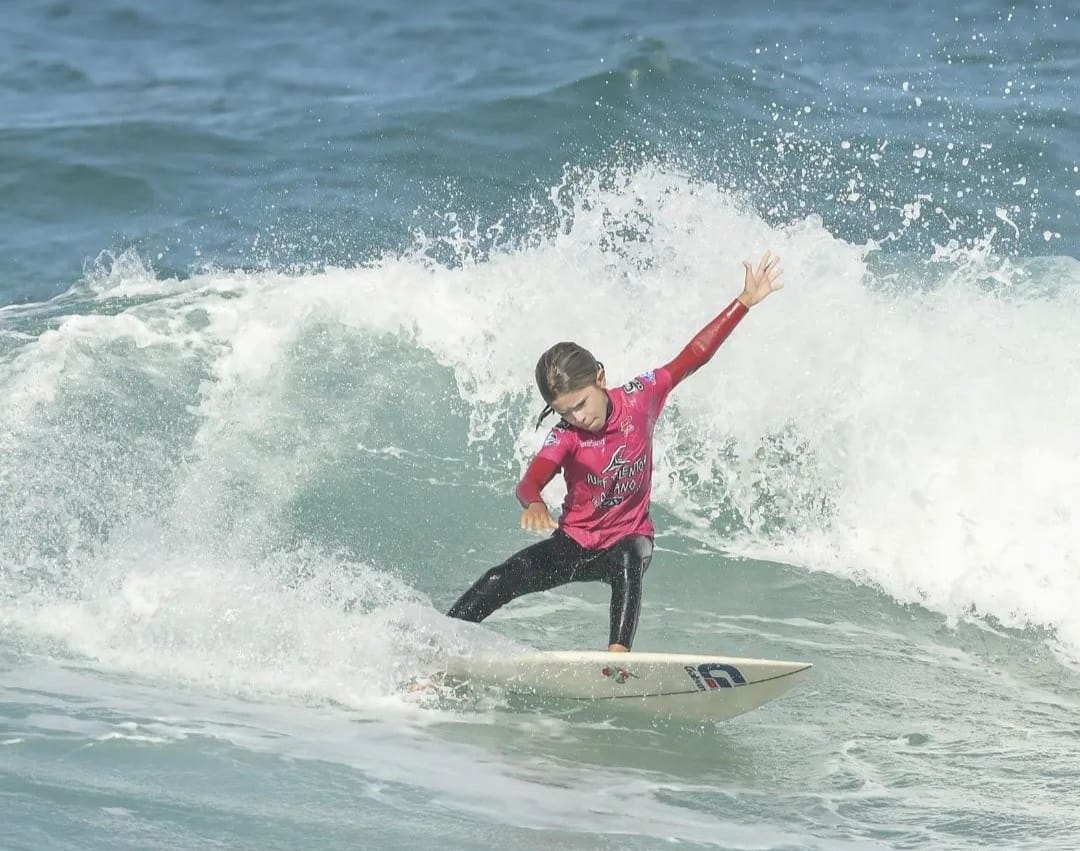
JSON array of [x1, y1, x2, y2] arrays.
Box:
[[442, 651, 811, 722]]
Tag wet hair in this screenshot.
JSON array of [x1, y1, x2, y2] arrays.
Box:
[[533, 342, 603, 429]]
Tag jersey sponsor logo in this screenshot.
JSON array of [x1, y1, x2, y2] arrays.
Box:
[[684, 663, 748, 691], [618, 416, 634, 435], [588, 446, 649, 511], [580, 437, 605, 447], [622, 378, 645, 394], [602, 444, 630, 474], [602, 444, 647, 479], [543, 431, 559, 448]]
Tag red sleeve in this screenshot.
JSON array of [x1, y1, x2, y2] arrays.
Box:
[[515, 455, 560, 507], [661, 298, 748, 388]]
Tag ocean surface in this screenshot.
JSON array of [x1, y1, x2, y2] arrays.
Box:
[[2, 1, 1079, 849]]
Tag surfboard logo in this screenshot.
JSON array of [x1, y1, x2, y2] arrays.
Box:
[[684, 663, 747, 691], [600, 665, 638, 684]]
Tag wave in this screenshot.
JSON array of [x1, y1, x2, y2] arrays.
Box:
[[2, 165, 1078, 690]]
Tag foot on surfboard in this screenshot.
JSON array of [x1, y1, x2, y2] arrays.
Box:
[[400, 671, 448, 696]]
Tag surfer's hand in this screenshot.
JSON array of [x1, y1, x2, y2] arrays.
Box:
[[737, 250, 783, 308], [521, 502, 556, 532]]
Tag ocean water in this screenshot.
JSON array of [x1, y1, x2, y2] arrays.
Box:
[[2, 1, 1079, 849]]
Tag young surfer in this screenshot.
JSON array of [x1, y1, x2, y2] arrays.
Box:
[[447, 252, 783, 651]]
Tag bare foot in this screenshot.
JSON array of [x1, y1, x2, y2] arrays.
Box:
[[402, 672, 445, 694]]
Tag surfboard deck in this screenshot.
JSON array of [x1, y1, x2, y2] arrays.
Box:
[[441, 651, 811, 722]]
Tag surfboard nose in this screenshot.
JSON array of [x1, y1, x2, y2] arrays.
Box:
[[763, 661, 810, 677]]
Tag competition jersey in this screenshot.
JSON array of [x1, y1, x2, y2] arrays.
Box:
[[516, 297, 749, 551], [533, 369, 673, 549]]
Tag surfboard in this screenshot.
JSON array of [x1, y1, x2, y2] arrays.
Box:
[[441, 651, 811, 722]]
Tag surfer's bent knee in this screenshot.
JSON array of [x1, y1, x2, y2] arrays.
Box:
[[448, 564, 508, 619], [612, 535, 653, 577], [475, 564, 510, 597]]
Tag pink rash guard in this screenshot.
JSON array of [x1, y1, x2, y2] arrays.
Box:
[[516, 298, 749, 550]]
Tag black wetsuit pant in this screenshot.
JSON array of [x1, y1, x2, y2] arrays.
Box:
[[447, 531, 654, 649]]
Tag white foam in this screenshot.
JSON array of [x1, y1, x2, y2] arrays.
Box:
[[1, 543, 497, 705], [725, 264, 1080, 657]]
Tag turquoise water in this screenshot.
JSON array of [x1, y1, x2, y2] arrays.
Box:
[[2, 1, 1079, 849]]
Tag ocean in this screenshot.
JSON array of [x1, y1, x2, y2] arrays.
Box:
[[2, 1, 1079, 849]]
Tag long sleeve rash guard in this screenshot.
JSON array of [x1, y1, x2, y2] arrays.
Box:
[[514, 298, 748, 547]]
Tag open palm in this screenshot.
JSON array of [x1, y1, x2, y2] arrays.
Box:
[[739, 251, 783, 308]]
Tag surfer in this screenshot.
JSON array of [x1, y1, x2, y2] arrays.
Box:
[[447, 252, 783, 651]]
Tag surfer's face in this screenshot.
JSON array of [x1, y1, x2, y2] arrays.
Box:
[[550, 370, 608, 432]]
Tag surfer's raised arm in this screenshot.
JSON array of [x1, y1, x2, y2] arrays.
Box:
[[660, 250, 783, 388]]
